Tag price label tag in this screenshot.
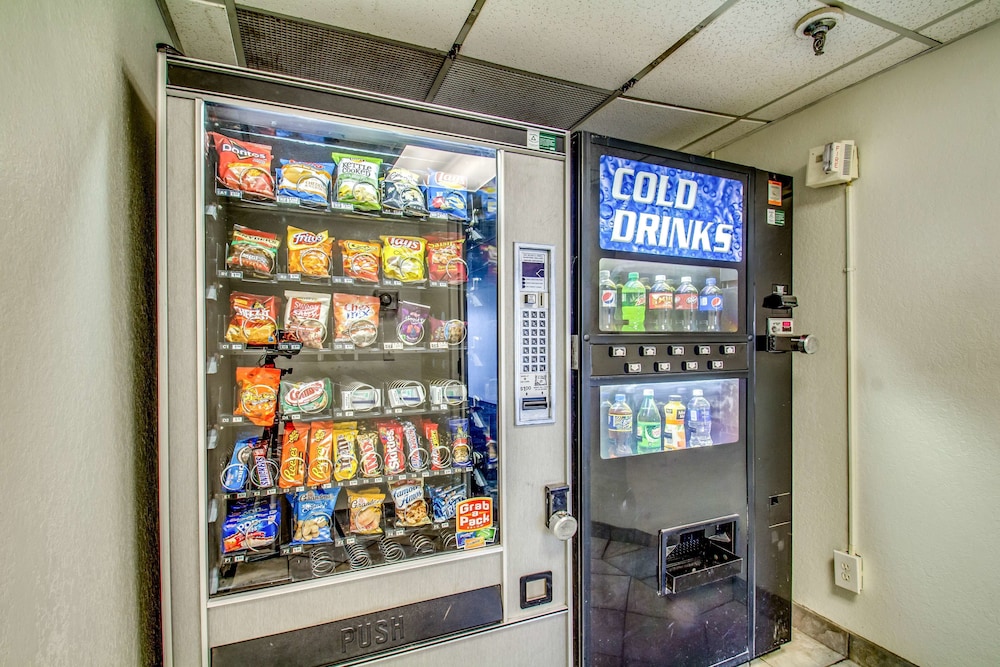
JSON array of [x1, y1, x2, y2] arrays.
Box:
[[347, 479, 359, 486], [383, 342, 404, 351], [430, 342, 448, 350], [334, 343, 355, 351], [276, 273, 301, 282], [428, 211, 449, 220], [331, 276, 355, 285]]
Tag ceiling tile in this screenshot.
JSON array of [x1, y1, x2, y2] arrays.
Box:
[[165, 0, 237, 65], [628, 0, 900, 116], [240, 0, 475, 52], [576, 98, 733, 150], [753, 38, 928, 120], [460, 0, 728, 90], [680, 119, 767, 156], [921, 0, 1000, 42], [843, 0, 971, 31], [432, 58, 610, 129]]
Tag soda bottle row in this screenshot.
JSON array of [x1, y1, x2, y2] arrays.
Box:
[[604, 389, 714, 457], [599, 270, 724, 333]]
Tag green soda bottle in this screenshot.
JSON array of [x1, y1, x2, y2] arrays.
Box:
[[620, 272, 646, 332]]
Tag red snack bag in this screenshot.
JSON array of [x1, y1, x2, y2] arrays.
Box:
[[226, 292, 278, 345], [378, 420, 406, 475], [279, 422, 309, 489], [426, 236, 467, 283], [227, 225, 280, 278], [235, 367, 281, 426], [209, 132, 276, 200]]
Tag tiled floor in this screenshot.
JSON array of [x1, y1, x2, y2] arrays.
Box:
[[742, 632, 857, 667]]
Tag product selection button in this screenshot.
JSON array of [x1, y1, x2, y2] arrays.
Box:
[[696, 345, 711, 355], [655, 362, 671, 372], [610, 346, 627, 358], [682, 361, 699, 371], [710, 360, 724, 370], [668, 346, 685, 356], [722, 345, 737, 355], [639, 346, 657, 357], [625, 363, 642, 374]]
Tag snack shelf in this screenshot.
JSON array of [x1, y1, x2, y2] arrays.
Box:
[[217, 342, 462, 356], [217, 403, 460, 426], [215, 269, 465, 292], [214, 190, 470, 227], [220, 518, 461, 566], [220, 467, 467, 501]]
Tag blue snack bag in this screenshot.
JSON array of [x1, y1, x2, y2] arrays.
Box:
[[221, 434, 260, 492], [426, 171, 469, 221], [277, 160, 336, 207], [221, 498, 281, 553], [289, 487, 340, 545], [429, 482, 466, 522]]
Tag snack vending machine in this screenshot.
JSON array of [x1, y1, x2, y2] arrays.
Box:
[[157, 53, 573, 666], [572, 132, 808, 666]]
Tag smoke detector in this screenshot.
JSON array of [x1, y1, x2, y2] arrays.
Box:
[[795, 7, 844, 55]]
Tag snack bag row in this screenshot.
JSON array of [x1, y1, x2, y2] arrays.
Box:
[[226, 291, 380, 349], [208, 132, 477, 220], [225, 226, 466, 286]]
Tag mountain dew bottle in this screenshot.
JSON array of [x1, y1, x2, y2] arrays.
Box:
[[620, 272, 646, 332]]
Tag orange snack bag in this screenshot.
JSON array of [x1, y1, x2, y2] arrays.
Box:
[[307, 420, 335, 486], [338, 239, 381, 283], [279, 422, 309, 489], [234, 367, 281, 426], [287, 226, 333, 278]]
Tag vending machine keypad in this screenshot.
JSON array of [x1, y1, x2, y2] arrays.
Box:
[[515, 244, 555, 425]]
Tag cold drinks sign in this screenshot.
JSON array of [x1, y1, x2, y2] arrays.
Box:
[[598, 155, 744, 262]]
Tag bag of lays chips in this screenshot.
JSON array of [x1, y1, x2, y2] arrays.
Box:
[[332, 153, 382, 211], [286, 226, 333, 278], [381, 235, 426, 283]]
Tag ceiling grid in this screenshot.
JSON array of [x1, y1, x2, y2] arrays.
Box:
[[158, 0, 1000, 154]]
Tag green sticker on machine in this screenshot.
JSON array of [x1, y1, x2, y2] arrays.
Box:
[[767, 209, 785, 226], [528, 130, 558, 152]]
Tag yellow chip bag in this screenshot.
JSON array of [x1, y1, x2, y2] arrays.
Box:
[[380, 235, 426, 283], [287, 226, 333, 278], [348, 487, 385, 535], [333, 422, 359, 482]]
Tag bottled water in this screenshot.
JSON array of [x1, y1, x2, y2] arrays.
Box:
[[686, 389, 714, 447]]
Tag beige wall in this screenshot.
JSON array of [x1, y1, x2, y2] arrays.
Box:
[[0, 1, 168, 665], [717, 21, 1000, 667]]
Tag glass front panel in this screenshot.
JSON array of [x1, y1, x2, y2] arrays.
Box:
[[599, 378, 740, 459], [202, 102, 499, 597], [598, 258, 739, 334]]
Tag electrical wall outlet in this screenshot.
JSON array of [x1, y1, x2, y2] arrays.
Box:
[[834, 550, 863, 594]]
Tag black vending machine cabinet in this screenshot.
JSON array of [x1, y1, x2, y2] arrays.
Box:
[[571, 132, 793, 666]]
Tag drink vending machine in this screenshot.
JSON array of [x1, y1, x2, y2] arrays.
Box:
[[156, 52, 574, 666], [571, 132, 815, 666]]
